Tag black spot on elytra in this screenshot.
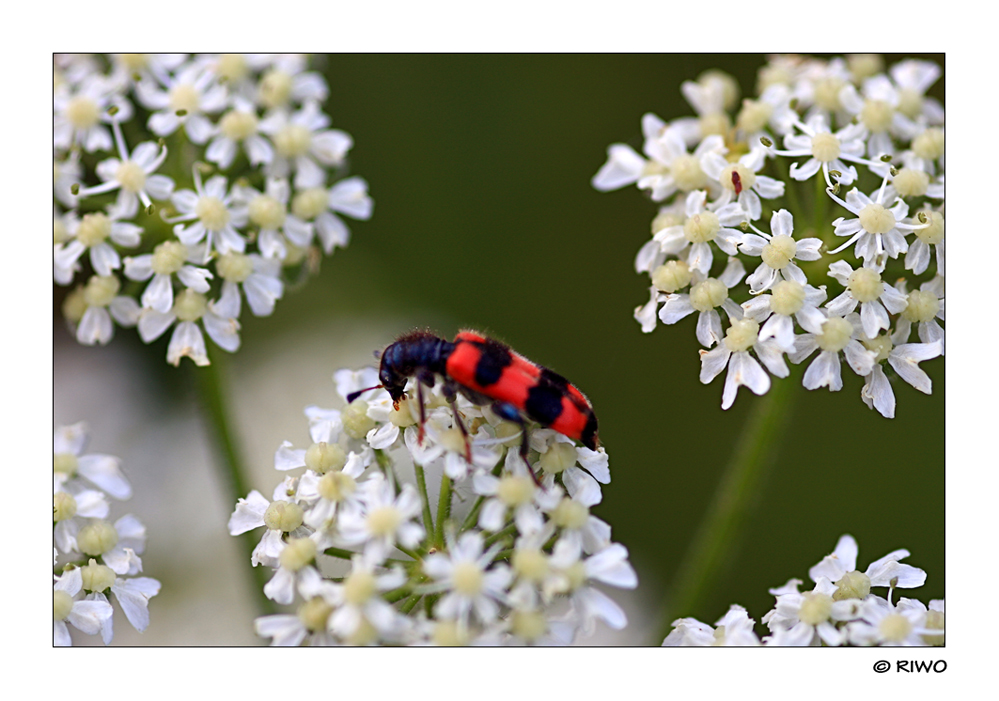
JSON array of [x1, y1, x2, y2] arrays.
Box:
[[581, 411, 599, 450], [539, 367, 569, 391], [525, 384, 564, 424], [474, 340, 512, 387]]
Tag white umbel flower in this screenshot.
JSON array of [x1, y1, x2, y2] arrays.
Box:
[[123, 241, 213, 314], [790, 313, 878, 392], [761, 577, 860, 646], [702, 146, 785, 221], [53, 75, 133, 152], [76, 118, 174, 217], [861, 339, 942, 418], [658, 256, 747, 348], [259, 100, 354, 188], [770, 114, 870, 188], [653, 190, 745, 276], [137, 286, 241, 366], [54, 422, 132, 500], [699, 317, 789, 409], [739, 209, 823, 294], [827, 179, 923, 268], [289, 177, 374, 254], [335, 475, 425, 562], [167, 168, 249, 260], [54, 207, 143, 283], [422, 532, 512, 628], [845, 595, 933, 646], [825, 260, 909, 339], [205, 95, 274, 169], [135, 61, 227, 144], [53, 568, 114, 646], [663, 605, 760, 646], [809, 534, 927, 598]]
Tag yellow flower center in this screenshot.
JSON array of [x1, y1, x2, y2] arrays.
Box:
[[275, 124, 312, 158], [216, 252, 254, 283], [723, 318, 759, 353], [258, 69, 294, 109], [263, 500, 304, 532], [83, 275, 121, 308], [169, 84, 200, 114], [77, 520, 118, 556], [77, 212, 112, 247], [496, 474, 536, 505], [248, 194, 286, 230], [195, 196, 231, 231], [798, 592, 834, 625], [66, 96, 100, 129], [892, 168, 929, 199], [689, 278, 728, 312], [810, 132, 841, 163], [847, 267, 883, 303], [651, 260, 692, 293], [451, 562, 484, 596], [684, 210, 720, 244], [173, 289, 207, 322], [860, 99, 894, 132], [366, 506, 402, 537], [150, 240, 188, 275], [770, 280, 806, 316], [670, 154, 709, 191], [343, 570, 377, 605], [815, 316, 854, 353], [219, 110, 258, 141], [761, 234, 797, 270], [902, 289, 940, 323]]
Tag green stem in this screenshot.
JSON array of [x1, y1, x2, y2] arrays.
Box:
[[460, 460, 506, 531], [383, 586, 414, 604], [483, 522, 518, 548], [814, 170, 829, 240], [776, 155, 802, 219], [395, 544, 422, 562], [323, 546, 359, 560], [399, 592, 423, 614], [435, 474, 453, 550], [492, 548, 515, 561], [656, 374, 796, 643], [323, 546, 409, 567], [194, 352, 277, 617], [374, 449, 396, 492], [460, 495, 486, 532], [414, 463, 436, 537]]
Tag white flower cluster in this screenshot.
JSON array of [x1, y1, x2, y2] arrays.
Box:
[[594, 55, 944, 417], [229, 368, 637, 645], [54, 54, 372, 366], [664, 534, 943, 646], [53, 422, 161, 645]]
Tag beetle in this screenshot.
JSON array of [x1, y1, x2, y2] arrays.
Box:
[[347, 330, 598, 477]]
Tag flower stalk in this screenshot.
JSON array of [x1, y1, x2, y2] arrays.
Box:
[[659, 373, 795, 641]]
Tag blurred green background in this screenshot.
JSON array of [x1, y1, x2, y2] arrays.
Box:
[[54, 54, 944, 644]]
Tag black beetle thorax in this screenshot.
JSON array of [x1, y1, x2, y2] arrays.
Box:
[[379, 334, 454, 399]]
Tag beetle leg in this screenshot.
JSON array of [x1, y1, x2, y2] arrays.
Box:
[[442, 380, 472, 463], [415, 379, 427, 446], [451, 399, 473, 464], [491, 401, 540, 486]]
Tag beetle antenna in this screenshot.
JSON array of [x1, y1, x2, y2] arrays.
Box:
[[346, 385, 383, 403]]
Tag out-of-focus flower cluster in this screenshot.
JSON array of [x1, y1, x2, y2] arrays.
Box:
[[54, 54, 372, 366], [53, 422, 160, 645], [594, 55, 943, 417], [664, 534, 943, 646], [229, 367, 636, 645]]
